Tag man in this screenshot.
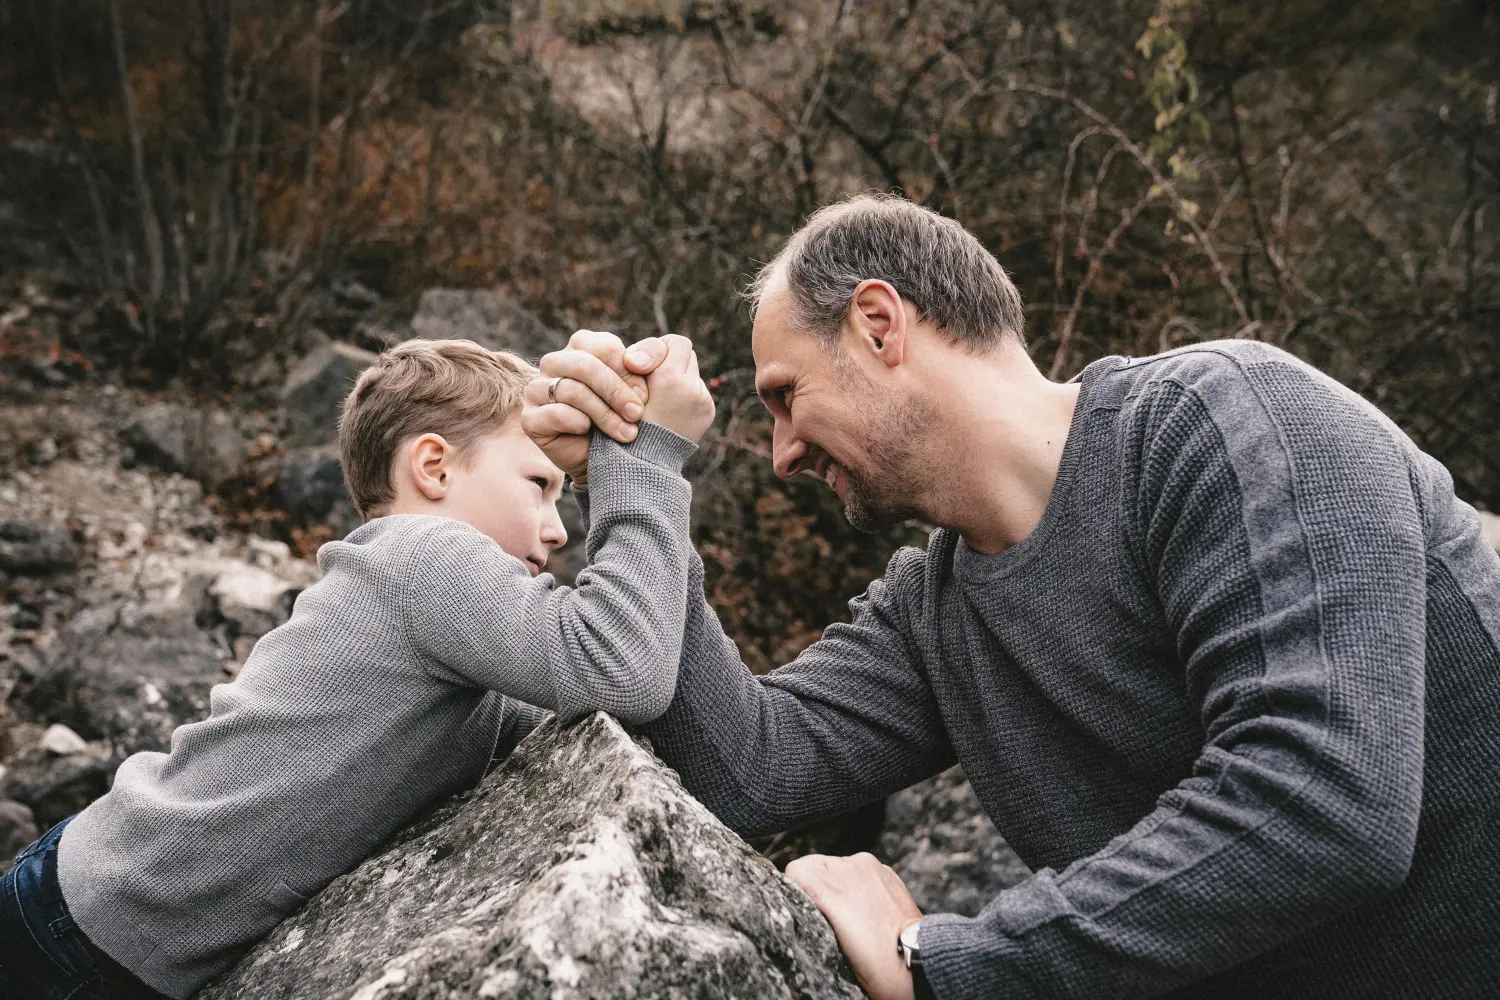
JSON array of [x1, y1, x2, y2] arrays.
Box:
[[521, 194, 1500, 999]]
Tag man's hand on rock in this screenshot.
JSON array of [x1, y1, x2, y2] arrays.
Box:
[[784, 852, 923, 1000]]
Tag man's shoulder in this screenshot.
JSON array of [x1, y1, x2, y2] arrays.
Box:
[[1097, 339, 1311, 395]]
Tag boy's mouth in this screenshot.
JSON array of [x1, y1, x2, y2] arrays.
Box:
[[525, 556, 547, 577]]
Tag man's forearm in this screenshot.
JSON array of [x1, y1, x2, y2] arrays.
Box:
[[643, 549, 955, 837]]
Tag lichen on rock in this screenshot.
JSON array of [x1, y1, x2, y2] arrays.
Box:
[[199, 713, 863, 1000]]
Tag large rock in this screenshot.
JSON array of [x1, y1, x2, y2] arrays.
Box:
[[0, 517, 79, 576], [877, 766, 1031, 918], [202, 713, 862, 1000], [275, 445, 359, 535], [0, 721, 113, 829], [410, 289, 565, 361], [17, 548, 314, 760], [0, 799, 40, 871], [122, 404, 247, 491], [281, 342, 379, 447]]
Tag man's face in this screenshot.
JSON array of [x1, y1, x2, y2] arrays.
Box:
[[752, 287, 931, 531]]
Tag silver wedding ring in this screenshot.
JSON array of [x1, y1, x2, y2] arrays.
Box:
[[548, 376, 564, 403]]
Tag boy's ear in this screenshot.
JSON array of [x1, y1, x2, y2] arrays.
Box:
[[406, 433, 452, 501]]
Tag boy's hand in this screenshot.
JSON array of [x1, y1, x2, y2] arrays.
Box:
[[643, 334, 716, 443]]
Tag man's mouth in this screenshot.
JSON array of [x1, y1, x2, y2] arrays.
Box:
[[813, 455, 846, 499]]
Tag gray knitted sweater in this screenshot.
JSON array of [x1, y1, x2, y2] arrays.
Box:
[[643, 342, 1500, 999], [57, 423, 697, 999]]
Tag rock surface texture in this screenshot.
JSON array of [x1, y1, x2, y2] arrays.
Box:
[[410, 288, 566, 360], [202, 713, 862, 1000], [281, 341, 379, 447], [878, 766, 1031, 918]]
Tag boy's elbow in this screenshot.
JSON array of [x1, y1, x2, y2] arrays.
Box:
[[610, 661, 678, 725]]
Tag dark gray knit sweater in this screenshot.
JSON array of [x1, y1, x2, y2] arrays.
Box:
[[57, 424, 697, 999], [642, 341, 1500, 999]]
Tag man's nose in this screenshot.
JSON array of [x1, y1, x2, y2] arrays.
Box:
[[771, 418, 808, 480], [542, 504, 568, 550]]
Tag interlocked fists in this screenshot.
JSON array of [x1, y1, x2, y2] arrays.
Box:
[[521, 329, 712, 487]]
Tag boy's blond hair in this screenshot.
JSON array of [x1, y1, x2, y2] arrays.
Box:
[[338, 338, 538, 518]]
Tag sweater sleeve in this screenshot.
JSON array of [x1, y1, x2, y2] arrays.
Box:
[[403, 423, 697, 725], [920, 355, 1427, 999], [637, 543, 956, 837]]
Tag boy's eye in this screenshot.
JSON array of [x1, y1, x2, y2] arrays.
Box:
[[530, 477, 549, 490]]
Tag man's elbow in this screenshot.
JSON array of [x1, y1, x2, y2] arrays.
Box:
[[1346, 829, 1417, 899], [1321, 796, 1419, 905]]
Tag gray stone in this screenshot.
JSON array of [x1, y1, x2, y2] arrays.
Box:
[[0, 517, 79, 576], [20, 580, 228, 760], [40, 722, 89, 756], [275, 445, 357, 533], [202, 713, 862, 1000], [877, 766, 1031, 918], [0, 798, 39, 871], [0, 723, 113, 829], [122, 403, 247, 491], [410, 289, 565, 361], [281, 342, 379, 447]]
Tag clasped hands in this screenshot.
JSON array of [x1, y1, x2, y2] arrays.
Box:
[[521, 330, 714, 488], [522, 330, 926, 1000]]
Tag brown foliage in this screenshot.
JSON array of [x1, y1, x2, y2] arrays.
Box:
[[1, 0, 1496, 669]]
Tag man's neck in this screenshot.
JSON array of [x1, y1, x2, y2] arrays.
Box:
[[914, 348, 1081, 555]]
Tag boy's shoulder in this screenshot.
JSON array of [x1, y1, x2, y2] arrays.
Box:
[[319, 514, 498, 567]]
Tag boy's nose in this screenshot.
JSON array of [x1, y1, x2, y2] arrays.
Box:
[[541, 504, 569, 550]]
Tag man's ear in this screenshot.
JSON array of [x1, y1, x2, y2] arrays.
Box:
[[847, 279, 907, 369], [405, 433, 452, 502]]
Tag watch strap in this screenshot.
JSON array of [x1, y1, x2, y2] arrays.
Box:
[[912, 964, 938, 1000]]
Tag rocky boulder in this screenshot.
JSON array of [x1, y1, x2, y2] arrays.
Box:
[[281, 342, 379, 447], [0, 798, 39, 871], [0, 517, 79, 578], [274, 444, 360, 537], [410, 289, 565, 361], [202, 713, 862, 1000], [122, 404, 247, 491], [877, 766, 1031, 918]]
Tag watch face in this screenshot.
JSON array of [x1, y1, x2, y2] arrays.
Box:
[[899, 920, 922, 962]]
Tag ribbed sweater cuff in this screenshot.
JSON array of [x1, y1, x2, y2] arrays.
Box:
[[624, 421, 697, 472], [920, 911, 1035, 1000]]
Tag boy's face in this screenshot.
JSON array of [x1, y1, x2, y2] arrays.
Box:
[[442, 421, 569, 576]]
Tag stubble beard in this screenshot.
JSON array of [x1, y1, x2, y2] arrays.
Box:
[[833, 357, 936, 533]]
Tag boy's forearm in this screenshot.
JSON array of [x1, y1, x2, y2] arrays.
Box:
[[540, 424, 697, 723], [405, 425, 695, 722]]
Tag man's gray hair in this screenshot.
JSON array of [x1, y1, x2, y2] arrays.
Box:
[[747, 194, 1025, 349]]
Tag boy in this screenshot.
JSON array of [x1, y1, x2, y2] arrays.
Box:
[[0, 335, 715, 999]]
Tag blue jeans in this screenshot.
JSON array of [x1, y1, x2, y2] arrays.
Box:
[[1, 819, 169, 1000]]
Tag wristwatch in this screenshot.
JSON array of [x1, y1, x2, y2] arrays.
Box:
[[898, 919, 938, 1000]]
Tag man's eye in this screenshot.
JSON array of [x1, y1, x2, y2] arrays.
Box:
[[779, 389, 793, 411]]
